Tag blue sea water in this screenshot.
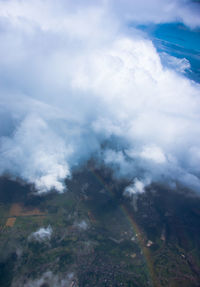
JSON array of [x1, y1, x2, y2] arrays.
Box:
[[137, 23, 200, 83]]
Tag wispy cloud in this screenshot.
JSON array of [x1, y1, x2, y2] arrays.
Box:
[[20, 271, 75, 287]]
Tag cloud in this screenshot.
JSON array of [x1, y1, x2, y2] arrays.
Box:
[[29, 226, 52, 242], [0, 114, 72, 192], [108, 0, 200, 28], [124, 178, 150, 196], [0, 0, 200, 194], [123, 178, 151, 212], [20, 271, 75, 287], [74, 220, 89, 231], [128, 144, 167, 164], [160, 53, 191, 75]]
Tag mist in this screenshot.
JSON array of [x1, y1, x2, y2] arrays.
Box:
[[0, 0, 200, 194]]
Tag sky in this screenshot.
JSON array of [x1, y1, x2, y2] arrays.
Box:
[[0, 0, 200, 194]]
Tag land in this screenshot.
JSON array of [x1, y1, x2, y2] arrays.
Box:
[[0, 162, 200, 286]]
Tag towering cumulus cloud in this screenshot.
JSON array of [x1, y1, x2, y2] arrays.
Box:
[[0, 0, 200, 193]]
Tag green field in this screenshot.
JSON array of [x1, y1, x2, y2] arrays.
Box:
[[0, 164, 200, 286]]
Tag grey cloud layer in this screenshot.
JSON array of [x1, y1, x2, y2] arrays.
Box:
[[0, 0, 200, 193]]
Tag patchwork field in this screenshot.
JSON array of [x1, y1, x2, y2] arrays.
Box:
[[5, 218, 16, 227], [9, 203, 45, 217], [0, 166, 200, 287]]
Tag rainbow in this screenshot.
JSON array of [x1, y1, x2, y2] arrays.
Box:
[[89, 167, 158, 287]]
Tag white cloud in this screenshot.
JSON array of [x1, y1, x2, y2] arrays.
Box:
[[108, 0, 200, 28], [160, 53, 191, 75], [74, 220, 88, 231], [0, 0, 200, 193], [124, 178, 150, 196], [21, 271, 75, 287], [29, 226, 52, 242], [136, 145, 167, 164], [0, 114, 72, 193]]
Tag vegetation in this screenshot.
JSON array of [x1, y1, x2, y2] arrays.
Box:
[[0, 165, 200, 286]]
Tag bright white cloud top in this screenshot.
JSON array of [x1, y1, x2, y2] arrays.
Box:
[[0, 0, 200, 193]]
